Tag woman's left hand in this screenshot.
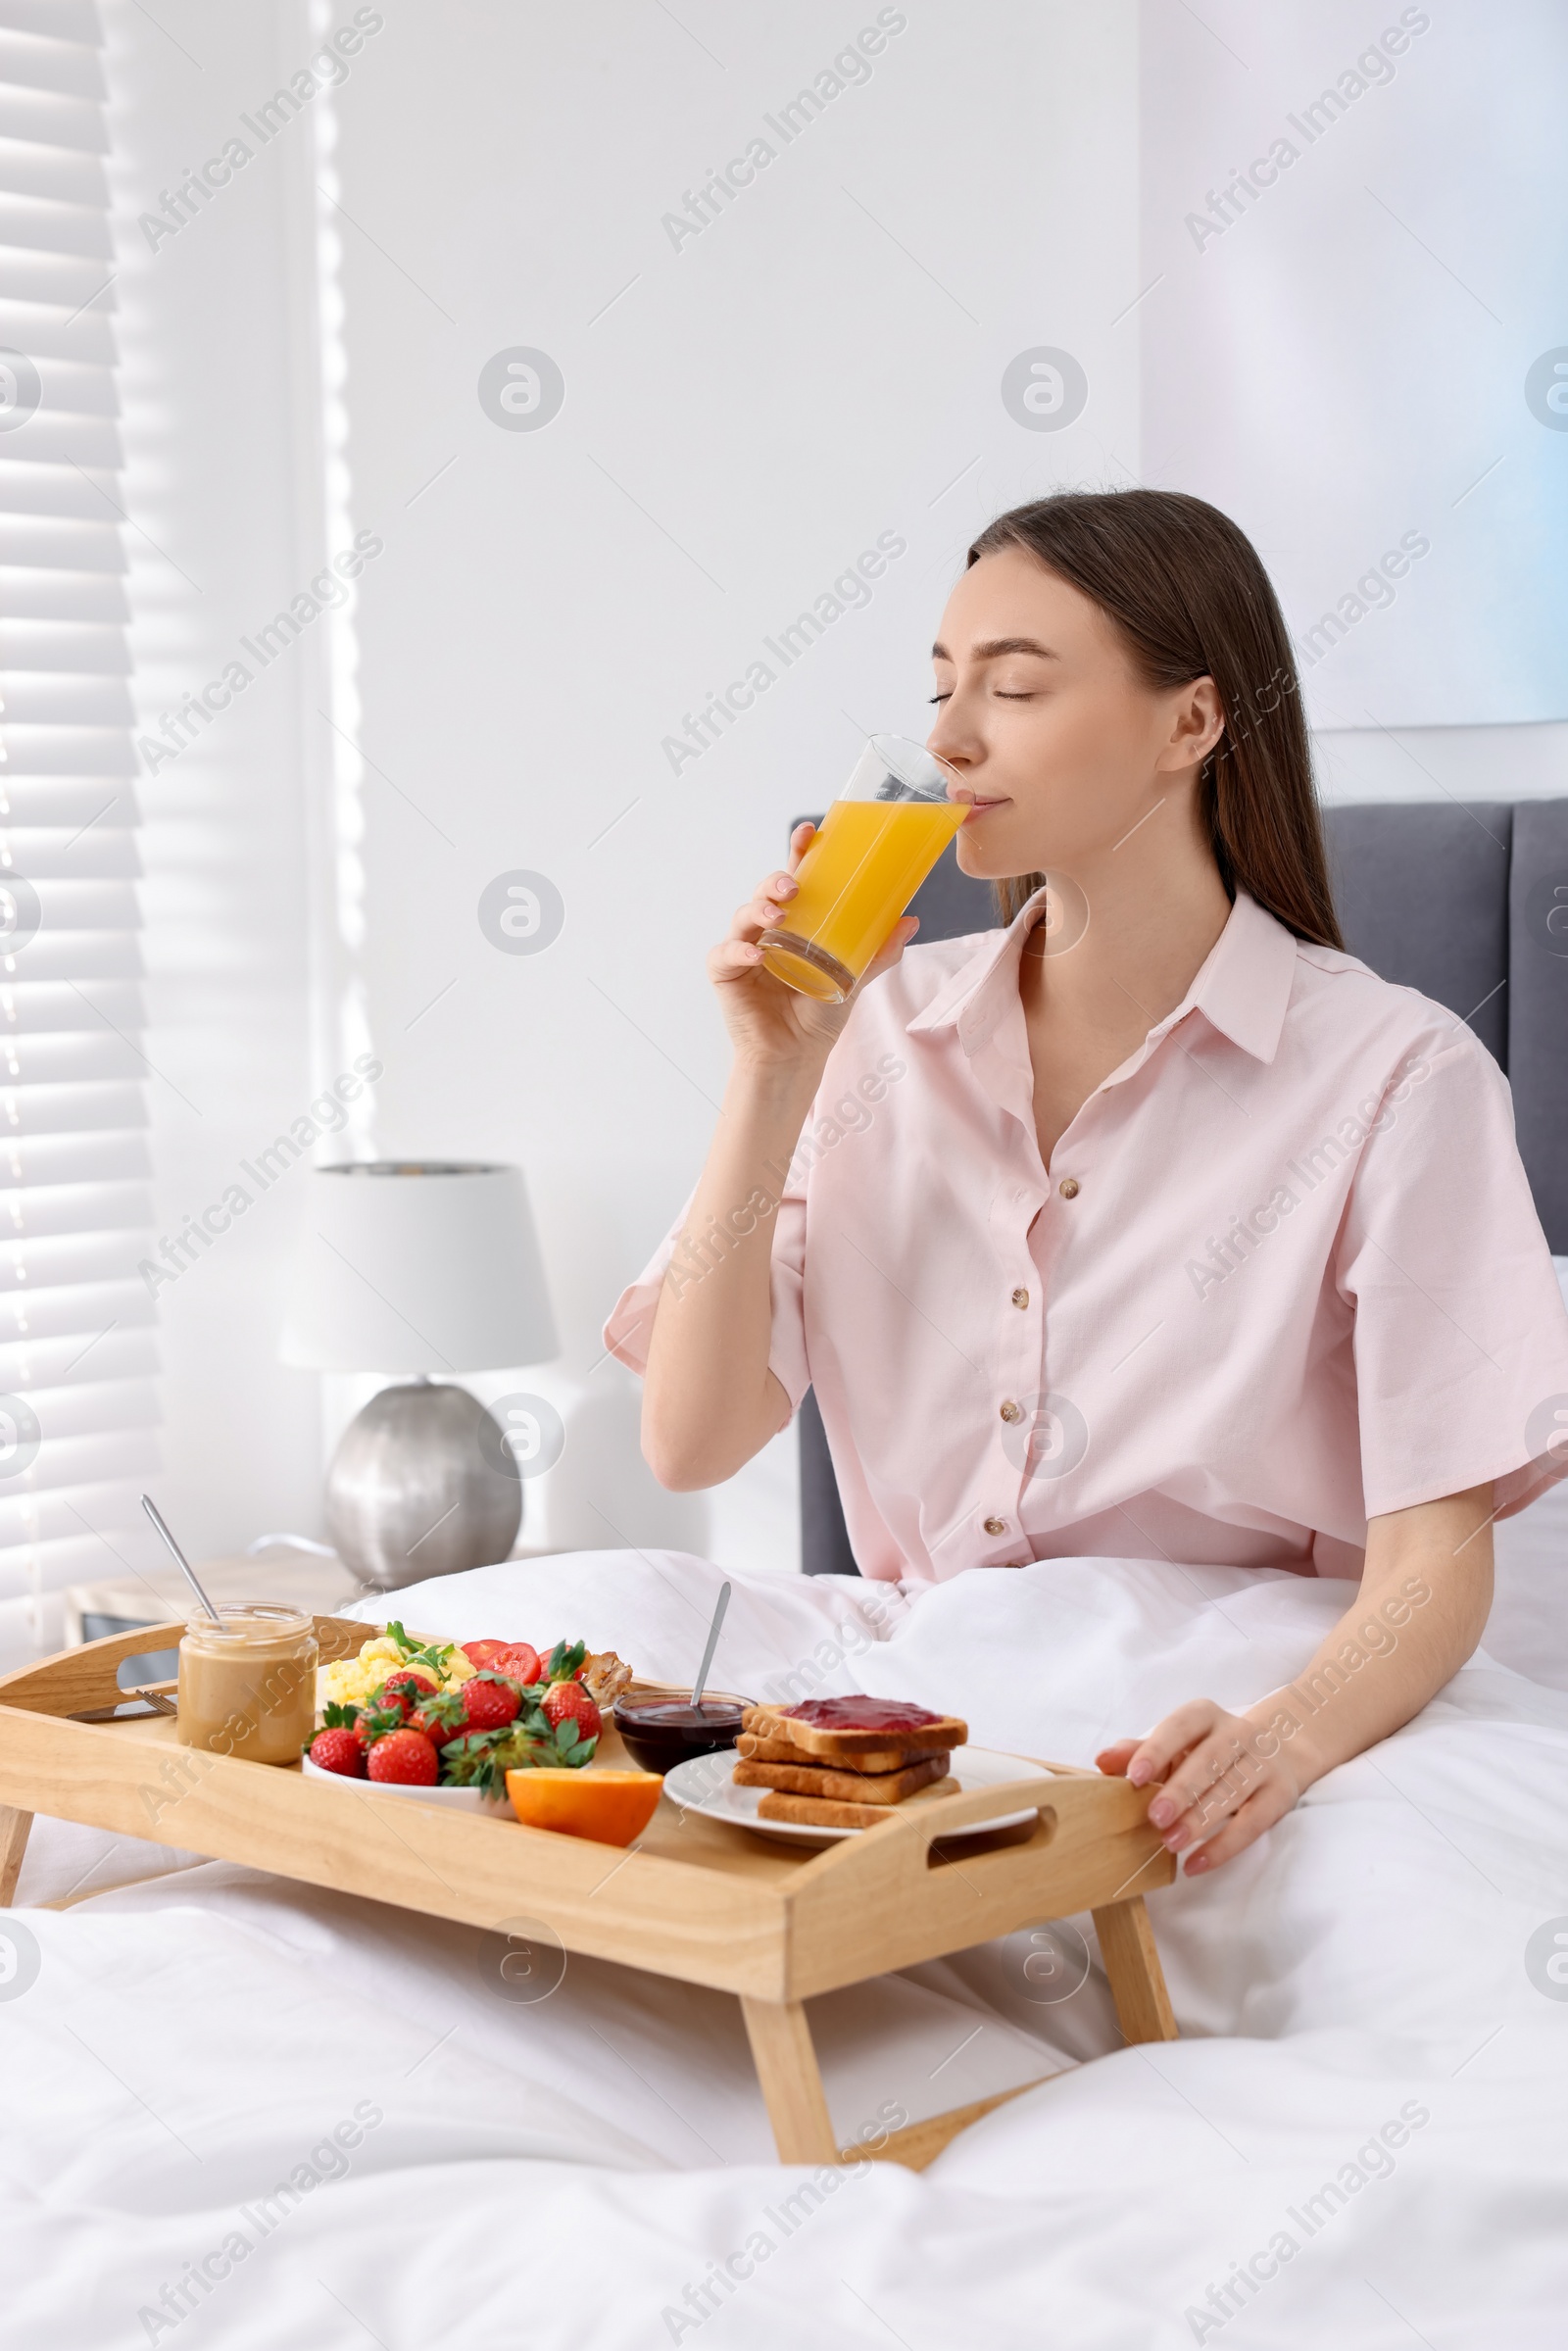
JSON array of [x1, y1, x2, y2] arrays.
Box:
[[1096, 1701, 1301, 1876]]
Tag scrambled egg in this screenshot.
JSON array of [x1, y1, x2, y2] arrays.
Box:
[[316, 1633, 475, 1713], [316, 1654, 390, 1710]]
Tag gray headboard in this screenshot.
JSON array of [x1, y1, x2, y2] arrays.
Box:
[[796, 799, 1568, 1575]]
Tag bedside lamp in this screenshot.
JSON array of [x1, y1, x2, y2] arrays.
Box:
[[281, 1162, 560, 1592]]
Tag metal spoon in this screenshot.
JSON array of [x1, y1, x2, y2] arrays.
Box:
[[141, 1493, 223, 1625], [690, 1580, 731, 1712], [70, 1687, 179, 1722]]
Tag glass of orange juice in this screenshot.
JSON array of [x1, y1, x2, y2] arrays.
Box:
[[759, 735, 966, 1004]]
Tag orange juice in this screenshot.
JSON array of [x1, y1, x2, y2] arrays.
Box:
[[760, 798, 967, 1002]]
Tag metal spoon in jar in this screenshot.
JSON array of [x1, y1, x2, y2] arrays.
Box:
[[141, 1493, 223, 1626], [690, 1580, 731, 1712]]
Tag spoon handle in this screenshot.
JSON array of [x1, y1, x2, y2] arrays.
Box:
[[690, 1580, 731, 1711], [141, 1494, 223, 1625]]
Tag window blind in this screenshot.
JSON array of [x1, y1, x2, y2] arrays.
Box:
[[0, 0, 158, 1666]]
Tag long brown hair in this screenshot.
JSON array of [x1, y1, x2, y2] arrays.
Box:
[[966, 490, 1344, 949]]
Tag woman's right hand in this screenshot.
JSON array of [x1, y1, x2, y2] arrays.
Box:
[[708, 822, 919, 1072]]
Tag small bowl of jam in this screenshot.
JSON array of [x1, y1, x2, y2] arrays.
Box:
[[612, 1690, 753, 1774]]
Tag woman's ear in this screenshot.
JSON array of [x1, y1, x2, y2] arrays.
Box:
[[1156, 676, 1226, 775]]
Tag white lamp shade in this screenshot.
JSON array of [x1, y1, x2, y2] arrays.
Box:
[[280, 1162, 560, 1375]]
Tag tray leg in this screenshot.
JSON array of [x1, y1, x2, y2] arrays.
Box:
[[741, 1996, 840, 2166], [0, 1805, 33, 1907], [857, 2078, 1055, 2172], [1092, 1893, 1178, 2043]]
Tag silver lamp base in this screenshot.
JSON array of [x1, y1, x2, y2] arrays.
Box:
[[325, 1382, 522, 1592]]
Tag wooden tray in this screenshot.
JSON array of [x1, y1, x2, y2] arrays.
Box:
[[0, 1614, 1178, 2169]]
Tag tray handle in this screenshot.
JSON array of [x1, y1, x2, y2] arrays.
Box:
[[794, 1760, 1162, 1897], [795, 1770, 1063, 1879], [874, 1771, 1062, 1842], [0, 1612, 367, 1719], [0, 1619, 189, 1716]]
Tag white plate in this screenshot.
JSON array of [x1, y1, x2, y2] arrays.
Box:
[[301, 1753, 510, 1811], [661, 1744, 1054, 1845]]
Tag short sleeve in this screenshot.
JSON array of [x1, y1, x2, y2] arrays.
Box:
[[1338, 1021, 1568, 1520], [600, 1169, 811, 1415]]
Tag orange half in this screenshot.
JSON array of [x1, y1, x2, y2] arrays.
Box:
[[505, 1767, 662, 1845]]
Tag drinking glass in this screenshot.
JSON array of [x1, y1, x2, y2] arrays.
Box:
[[759, 734, 966, 1004]]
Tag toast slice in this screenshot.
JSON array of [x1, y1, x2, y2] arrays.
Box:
[[742, 1700, 966, 1761], [736, 1730, 918, 1774], [732, 1753, 950, 1805], [757, 1775, 958, 1830]]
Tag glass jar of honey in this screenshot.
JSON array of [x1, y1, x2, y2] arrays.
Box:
[[176, 1605, 318, 1764]]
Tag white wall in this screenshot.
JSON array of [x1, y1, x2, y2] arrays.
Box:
[[1139, 0, 1568, 734], [327, 0, 1143, 1575], [1316, 720, 1567, 805], [1135, 0, 1568, 808]]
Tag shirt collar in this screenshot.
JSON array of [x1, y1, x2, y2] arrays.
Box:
[[906, 886, 1299, 1065]]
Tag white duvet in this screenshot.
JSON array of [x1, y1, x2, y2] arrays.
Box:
[[7, 1538, 1568, 2351]]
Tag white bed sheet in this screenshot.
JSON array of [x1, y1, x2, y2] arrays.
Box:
[[8, 1540, 1568, 2350]]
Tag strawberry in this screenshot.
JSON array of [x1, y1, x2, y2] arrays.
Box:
[[321, 1697, 395, 1752], [375, 1669, 439, 1718], [351, 1699, 409, 1753], [309, 1726, 367, 1778], [541, 1680, 601, 1741], [406, 1690, 468, 1748], [367, 1727, 439, 1785], [440, 1728, 516, 1793], [539, 1639, 587, 1686], [528, 1714, 599, 1770], [456, 1673, 521, 1733], [443, 1713, 598, 1793]]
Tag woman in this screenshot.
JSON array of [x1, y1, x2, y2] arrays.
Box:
[[605, 489, 1568, 1877]]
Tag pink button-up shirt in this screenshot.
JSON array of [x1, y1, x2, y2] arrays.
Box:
[[605, 889, 1568, 1584]]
